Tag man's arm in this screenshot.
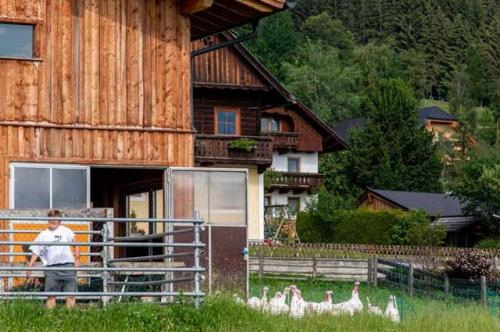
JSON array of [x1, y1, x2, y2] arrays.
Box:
[[27, 253, 39, 279], [73, 244, 80, 267]]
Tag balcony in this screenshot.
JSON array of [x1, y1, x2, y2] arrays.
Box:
[[264, 132, 301, 150], [195, 135, 273, 169], [266, 171, 324, 193]]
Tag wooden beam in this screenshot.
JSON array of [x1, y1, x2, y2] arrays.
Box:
[[181, 0, 214, 15], [235, 0, 285, 13]]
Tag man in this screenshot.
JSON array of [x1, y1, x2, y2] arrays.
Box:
[[27, 210, 80, 309]]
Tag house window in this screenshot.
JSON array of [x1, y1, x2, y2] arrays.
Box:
[[287, 157, 300, 172], [288, 197, 300, 215], [0, 23, 34, 58], [215, 108, 240, 135], [261, 117, 280, 132], [10, 163, 89, 209]]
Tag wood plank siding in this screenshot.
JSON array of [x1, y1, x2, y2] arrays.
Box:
[[192, 36, 269, 90], [0, 0, 194, 209], [262, 107, 324, 152]]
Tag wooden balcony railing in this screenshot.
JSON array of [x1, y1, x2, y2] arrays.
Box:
[[195, 135, 273, 167], [264, 132, 301, 150], [266, 171, 324, 192]]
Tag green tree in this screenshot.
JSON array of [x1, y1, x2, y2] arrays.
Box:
[[243, 11, 299, 81], [301, 12, 355, 58], [450, 143, 500, 234], [282, 41, 361, 124], [346, 79, 443, 192]]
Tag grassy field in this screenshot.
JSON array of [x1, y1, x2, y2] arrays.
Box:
[[0, 278, 498, 332]]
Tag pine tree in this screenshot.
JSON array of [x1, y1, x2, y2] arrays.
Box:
[[346, 79, 443, 192]]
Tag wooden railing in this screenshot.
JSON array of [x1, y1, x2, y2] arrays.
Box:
[[266, 171, 324, 191], [265, 132, 300, 149], [195, 134, 273, 166]]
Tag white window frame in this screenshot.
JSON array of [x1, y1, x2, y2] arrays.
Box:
[[9, 162, 91, 209]]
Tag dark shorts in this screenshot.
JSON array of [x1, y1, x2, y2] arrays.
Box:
[[45, 263, 77, 293]]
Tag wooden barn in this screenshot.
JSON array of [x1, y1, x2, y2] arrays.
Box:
[[0, 0, 288, 291], [358, 188, 480, 247]]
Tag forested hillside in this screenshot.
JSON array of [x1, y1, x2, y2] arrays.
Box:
[[243, 0, 499, 144]]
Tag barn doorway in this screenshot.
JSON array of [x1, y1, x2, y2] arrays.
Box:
[[90, 167, 165, 259]]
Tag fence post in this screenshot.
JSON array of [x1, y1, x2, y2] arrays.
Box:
[[367, 258, 372, 284], [101, 218, 110, 306], [444, 276, 450, 296], [480, 275, 487, 307], [258, 245, 264, 279], [312, 255, 317, 280], [193, 210, 202, 307], [408, 263, 414, 298], [373, 256, 378, 287]]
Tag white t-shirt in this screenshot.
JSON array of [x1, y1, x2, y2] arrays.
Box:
[[29, 225, 76, 266]]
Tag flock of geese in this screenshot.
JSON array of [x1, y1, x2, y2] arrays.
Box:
[[234, 281, 400, 323]]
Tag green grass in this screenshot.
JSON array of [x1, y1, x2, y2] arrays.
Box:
[[0, 279, 498, 332]]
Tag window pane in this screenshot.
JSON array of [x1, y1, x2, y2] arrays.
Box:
[[288, 198, 300, 215], [226, 112, 235, 123], [0, 23, 33, 58], [127, 192, 150, 235], [288, 158, 299, 172], [261, 118, 269, 131], [218, 122, 227, 134], [52, 168, 88, 208], [14, 167, 50, 209], [271, 119, 280, 132], [227, 123, 236, 134], [210, 172, 246, 226], [171, 170, 247, 226], [217, 111, 226, 124]]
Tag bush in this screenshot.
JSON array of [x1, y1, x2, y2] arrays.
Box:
[[297, 208, 401, 244], [390, 210, 447, 246], [446, 251, 494, 279], [332, 210, 400, 244], [474, 238, 500, 249], [297, 207, 447, 246]]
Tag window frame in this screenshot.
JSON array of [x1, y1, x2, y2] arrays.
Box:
[[214, 107, 241, 135], [9, 163, 91, 209], [0, 19, 41, 61], [287, 157, 300, 172], [261, 117, 280, 132]]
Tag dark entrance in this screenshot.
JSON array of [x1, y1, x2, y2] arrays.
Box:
[[90, 167, 164, 258]]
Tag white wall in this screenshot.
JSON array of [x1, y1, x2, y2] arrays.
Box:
[[271, 152, 318, 173], [266, 190, 315, 212]]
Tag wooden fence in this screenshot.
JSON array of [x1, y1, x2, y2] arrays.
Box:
[[249, 242, 500, 282], [249, 256, 371, 281], [249, 242, 500, 259]]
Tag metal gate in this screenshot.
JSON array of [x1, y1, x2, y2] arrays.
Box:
[[0, 212, 204, 305]]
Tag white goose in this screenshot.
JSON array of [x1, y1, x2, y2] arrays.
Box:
[[384, 295, 400, 323], [316, 290, 333, 314], [289, 285, 306, 318], [247, 286, 269, 310], [366, 297, 383, 315], [331, 281, 363, 315], [269, 291, 284, 314]]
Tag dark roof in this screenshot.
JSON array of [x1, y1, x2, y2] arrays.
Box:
[[418, 106, 457, 125], [333, 118, 365, 145], [333, 106, 457, 144], [364, 188, 467, 217], [432, 216, 477, 232]]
